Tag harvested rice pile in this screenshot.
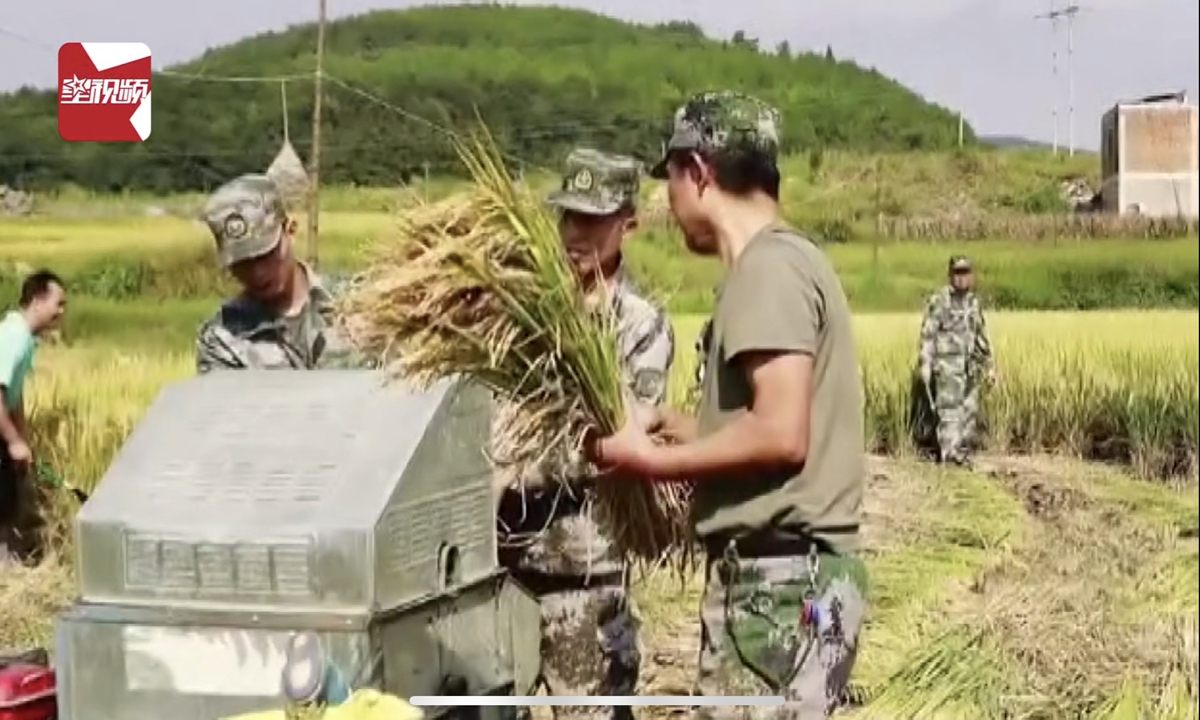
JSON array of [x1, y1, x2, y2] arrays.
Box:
[[337, 129, 689, 563]]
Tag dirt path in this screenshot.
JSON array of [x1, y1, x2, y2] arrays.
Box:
[[631, 454, 1198, 719]]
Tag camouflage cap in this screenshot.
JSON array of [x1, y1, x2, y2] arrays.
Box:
[[546, 148, 641, 215], [649, 90, 782, 179], [949, 255, 973, 272], [202, 174, 288, 267]]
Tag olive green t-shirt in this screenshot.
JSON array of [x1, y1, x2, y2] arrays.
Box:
[[689, 223, 865, 553]]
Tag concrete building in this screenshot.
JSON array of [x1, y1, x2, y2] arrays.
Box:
[[1100, 91, 1199, 219]]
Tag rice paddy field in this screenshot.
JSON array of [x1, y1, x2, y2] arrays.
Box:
[[0, 201, 1196, 719]]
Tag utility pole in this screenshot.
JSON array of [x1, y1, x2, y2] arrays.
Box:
[[307, 0, 327, 269], [1036, 2, 1082, 157], [1063, 4, 1080, 157], [957, 111, 964, 148], [1036, 1, 1061, 155]]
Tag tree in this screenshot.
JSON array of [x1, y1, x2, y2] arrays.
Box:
[[0, 6, 971, 191], [731, 30, 758, 50]]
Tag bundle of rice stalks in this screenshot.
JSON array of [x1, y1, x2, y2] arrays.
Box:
[[855, 627, 1012, 719], [336, 126, 689, 563]]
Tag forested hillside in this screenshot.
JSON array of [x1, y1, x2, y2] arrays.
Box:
[[0, 5, 973, 192]]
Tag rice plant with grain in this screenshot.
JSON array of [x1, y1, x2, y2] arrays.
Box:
[[336, 127, 689, 563], [669, 311, 1199, 480]]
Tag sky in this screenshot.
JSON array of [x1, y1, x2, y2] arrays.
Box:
[[1, 0, 1197, 151]]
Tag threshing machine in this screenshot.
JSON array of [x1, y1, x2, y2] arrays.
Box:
[[52, 370, 541, 720]]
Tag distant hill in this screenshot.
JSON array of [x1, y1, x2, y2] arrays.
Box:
[[980, 134, 1099, 155], [0, 5, 975, 192], [981, 135, 1054, 149]]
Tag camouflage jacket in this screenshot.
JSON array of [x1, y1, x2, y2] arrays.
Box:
[[194, 265, 367, 372], [610, 273, 675, 406], [918, 286, 993, 378], [495, 268, 675, 575]]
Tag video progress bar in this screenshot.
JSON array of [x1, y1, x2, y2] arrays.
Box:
[[409, 696, 785, 707]]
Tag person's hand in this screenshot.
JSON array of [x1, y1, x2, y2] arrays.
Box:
[[585, 417, 658, 479], [986, 366, 999, 386], [6, 440, 31, 468], [919, 364, 932, 386]]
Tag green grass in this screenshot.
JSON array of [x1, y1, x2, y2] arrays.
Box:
[[776, 148, 1099, 220], [3, 211, 1196, 314], [22, 148, 1103, 224], [58, 297, 212, 351]]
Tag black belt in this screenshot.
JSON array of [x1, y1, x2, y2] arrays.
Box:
[[702, 525, 858, 559]]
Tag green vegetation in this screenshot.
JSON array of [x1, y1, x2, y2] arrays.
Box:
[[0, 5, 970, 192], [781, 149, 1096, 220], [628, 234, 1200, 313], [3, 210, 1196, 317]]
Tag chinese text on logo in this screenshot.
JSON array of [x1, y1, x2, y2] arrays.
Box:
[[58, 43, 152, 142]]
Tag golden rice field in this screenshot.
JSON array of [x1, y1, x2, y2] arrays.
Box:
[[675, 311, 1198, 478], [25, 310, 1198, 495], [8, 309, 1197, 719]]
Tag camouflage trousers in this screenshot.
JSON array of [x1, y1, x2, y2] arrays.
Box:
[[498, 483, 640, 720], [933, 373, 981, 464], [695, 548, 868, 720], [510, 569, 641, 720]]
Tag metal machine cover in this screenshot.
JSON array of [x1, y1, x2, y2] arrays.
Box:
[[73, 370, 497, 611]]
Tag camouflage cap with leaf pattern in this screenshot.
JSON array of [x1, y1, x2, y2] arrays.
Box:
[[649, 90, 782, 179], [202, 174, 288, 267], [546, 148, 641, 216]]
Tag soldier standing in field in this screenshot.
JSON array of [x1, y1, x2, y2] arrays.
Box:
[[588, 91, 869, 719], [494, 148, 674, 720], [916, 255, 996, 467], [194, 174, 363, 372]]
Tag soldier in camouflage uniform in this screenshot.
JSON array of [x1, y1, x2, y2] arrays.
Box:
[[916, 255, 996, 466], [588, 91, 869, 719], [494, 148, 674, 720], [194, 174, 363, 372]]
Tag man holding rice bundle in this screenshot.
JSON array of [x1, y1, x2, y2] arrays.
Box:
[[195, 174, 363, 372], [494, 148, 674, 719], [588, 91, 868, 719]]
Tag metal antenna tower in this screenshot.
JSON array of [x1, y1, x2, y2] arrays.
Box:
[[1036, 2, 1083, 156]]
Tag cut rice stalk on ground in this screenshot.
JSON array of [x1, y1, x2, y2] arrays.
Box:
[[337, 125, 689, 563]]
